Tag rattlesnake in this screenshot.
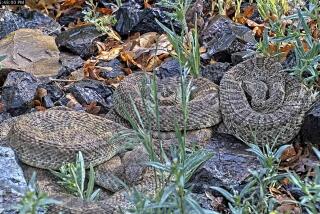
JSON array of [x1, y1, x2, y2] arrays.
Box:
[[0, 59, 312, 212], [219, 56, 312, 145], [112, 72, 221, 132], [1, 72, 221, 212]]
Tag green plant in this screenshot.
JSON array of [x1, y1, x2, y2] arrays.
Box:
[[83, 0, 120, 41], [211, 142, 290, 214], [235, 0, 243, 18], [115, 0, 122, 7], [16, 172, 60, 214], [286, 147, 320, 214], [51, 151, 100, 201], [112, 71, 214, 213], [284, 10, 320, 87], [210, 0, 234, 16], [156, 0, 201, 77], [256, 0, 290, 57]]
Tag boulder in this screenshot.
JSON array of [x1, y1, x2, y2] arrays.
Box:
[[55, 25, 103, 59], [301, 101, 320, 144], [1, 70, 39, 116], [189, 133, 261, 193], [201, 62, 230, 85], [67, 80, 113, 113], [200, 15, 256, 62], [155, 58, 181, 79], [0, 8, 61, 40], [0, 147, 27, 214], [0, 29, 61, 77]]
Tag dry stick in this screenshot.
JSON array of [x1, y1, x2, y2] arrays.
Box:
[[49, 78, 81, 82]]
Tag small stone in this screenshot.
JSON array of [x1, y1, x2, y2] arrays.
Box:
[[122, 146, 149, 184], [201, 62, 230, 85], [57, 52, 84, 78], [155, 58, 181, 79], [189, 133, 261, 193], [0, 146, 27, 213], [37, 82, 64, 103], [1, 71, 39, 116], [231, 51, 254, 65], [95, 156, 124, 192], [55, 25, 103, 59], [97, 59, 125, 79], [43, 96, 55, 108]]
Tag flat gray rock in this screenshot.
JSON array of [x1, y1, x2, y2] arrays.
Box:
[[0, 146, 27, 213]]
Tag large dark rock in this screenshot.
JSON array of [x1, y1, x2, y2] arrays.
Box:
[[155, 58, 181, 79], [201, 62, 230, 85], [200, 15, 256, 62], [37, 82, 65, 108], [97, 59, 125, 79], [0, 146, 27, 213], [55, 25, 103, 59], [57, 8, 85, 27], [67, 80, 113, 113], [189, 133, 261, 193], [115, 2, 179, 36], [1, 70, 39, 116], [281, 50, 296, 70], [231, 51, 254, 65], [0, 8, 61, 40], [57, 52, 84, 78], [301, 101, 320, 144]]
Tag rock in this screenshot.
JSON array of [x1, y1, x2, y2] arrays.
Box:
[[281, 50, 296, 70], [57, 8, 85, 27], [201, 62, 230, 85], [231, 51, 254, 65], [0, 29, 61, 77], [115, 2, 180, 36], [95, 156, 125, 192], [131, 7, 178, 34], [55, 25, 103, 59], [115, 2, 142, 36], [1, 71, 39, 116], [155, 58, 181, 79], [97, 59, 125, 79], [57, 52, 84, 78], [0, 147, 27, 213], [200, 15, 256, 61], [0, 112, 11, 124], [122, 146, 149, 184], [301, 101, 320, 144], [38, 82, 64, 102], [67, 80, 113, 113], [0, 8, 61, 40], [189, 133, 261, 193]]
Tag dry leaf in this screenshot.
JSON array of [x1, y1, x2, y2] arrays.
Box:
[[0, 102, 5, 112], [84, 101, 101, 114], [97, 46, 123, 61], [35, 106, 47, 111], [243, 5, 255, 18], [36, 88, 48, 99]]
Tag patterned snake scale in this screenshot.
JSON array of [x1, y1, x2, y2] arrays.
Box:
[[0, 57, 312, 212], [220, 56, 312, 145]]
